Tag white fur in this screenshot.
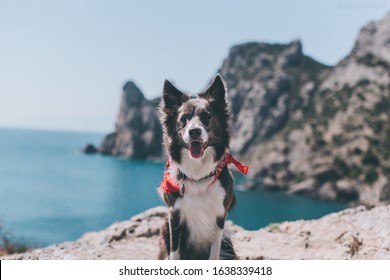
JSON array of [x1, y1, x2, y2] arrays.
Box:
[[209, 229, 223, 260], [182, 116, 208, 145], [169, 147, 227, 258], [176, 180, 226, 251], [174, 147, 217, 181], [170, 251, 180, 260]]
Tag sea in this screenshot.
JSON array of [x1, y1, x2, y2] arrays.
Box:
[[0, 128, 346, 247]]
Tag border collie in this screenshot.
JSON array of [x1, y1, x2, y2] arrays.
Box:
[[158, 74, 248, 260]]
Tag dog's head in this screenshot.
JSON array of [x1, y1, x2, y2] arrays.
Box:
[[160, 75, 230, 163]]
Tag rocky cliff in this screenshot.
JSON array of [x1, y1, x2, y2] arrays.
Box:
[[99, 81, 162, 159], [219, 40, 330, 155], [2, 205, 389, 260], [94, 12, 390, 205], [236, 13, 390, 206]]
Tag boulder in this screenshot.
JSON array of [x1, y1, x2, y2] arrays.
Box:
[[81, 143, 98, 154]]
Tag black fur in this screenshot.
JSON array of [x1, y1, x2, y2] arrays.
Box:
[[219, 165, 236, 209], [198, 76, 231, 161], [160, 77, 230, 163], [216, 216, 225, 230], [170, 209, 181, 252], [161, 80, 190, 163]]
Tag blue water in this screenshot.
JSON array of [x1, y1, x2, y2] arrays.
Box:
[[0, 128, 346, 247]]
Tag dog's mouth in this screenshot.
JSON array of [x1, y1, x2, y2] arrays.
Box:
[[188, 141, 208, 159]]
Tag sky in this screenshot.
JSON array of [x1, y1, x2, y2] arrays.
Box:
[[0, 0, 389, 133]]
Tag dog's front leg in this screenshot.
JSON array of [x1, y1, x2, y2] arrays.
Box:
[[169, 207, 181, 260], [209, 216, 225, 260], [209, 230, 223, 260]]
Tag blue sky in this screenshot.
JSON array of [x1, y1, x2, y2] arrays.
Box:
[[0, 0, 388, 132]]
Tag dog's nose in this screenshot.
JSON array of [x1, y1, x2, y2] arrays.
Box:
[[189, 128, 201, 139]]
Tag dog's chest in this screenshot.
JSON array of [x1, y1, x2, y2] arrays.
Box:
[[175, 180, 226, 247]]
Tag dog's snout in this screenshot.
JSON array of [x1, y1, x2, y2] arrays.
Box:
[[189, 128, 202, 139]]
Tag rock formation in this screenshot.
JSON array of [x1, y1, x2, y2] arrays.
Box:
[[93, 12, 390, 206], [81, 143, 98, 154], [2, 205, 389, 260], [99, 81, 162, 159], [235, 13, 390, 206], [219, 40, 330, 155]]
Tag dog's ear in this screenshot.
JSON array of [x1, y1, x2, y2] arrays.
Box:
[[199, 74, 227, 105], [163, 79, 185, 109]]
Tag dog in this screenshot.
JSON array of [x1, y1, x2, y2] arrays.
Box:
[[158, 74, 248, 260]]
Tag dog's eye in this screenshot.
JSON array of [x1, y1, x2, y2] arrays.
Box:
[[199, 112, 211, 125], [179, 116, 187, 126]]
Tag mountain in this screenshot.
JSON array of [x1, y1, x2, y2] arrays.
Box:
[[238, 13, 390, 206], [93, 12, 390, 206]]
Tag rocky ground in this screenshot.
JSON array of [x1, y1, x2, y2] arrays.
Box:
[[2, 205, 389, 260]]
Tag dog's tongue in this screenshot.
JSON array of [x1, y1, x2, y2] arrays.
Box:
[[189, 142, 204, 159]]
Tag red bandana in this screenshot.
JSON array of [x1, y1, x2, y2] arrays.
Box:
[[160, 153, 249, 194]]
